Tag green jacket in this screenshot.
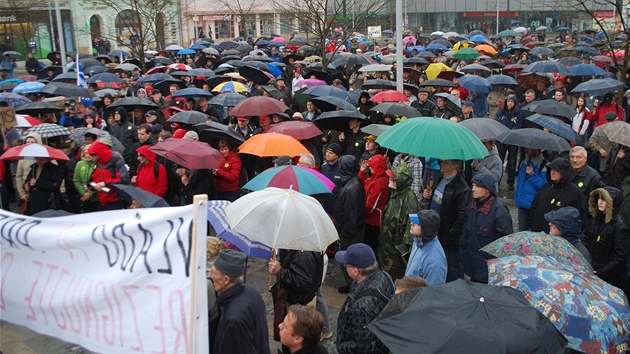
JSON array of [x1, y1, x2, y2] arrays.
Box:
[[73, 159, 98, 202]]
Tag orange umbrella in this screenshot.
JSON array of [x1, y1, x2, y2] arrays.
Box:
[[238, 133, 309, 157], [474, 44, 497, 55]]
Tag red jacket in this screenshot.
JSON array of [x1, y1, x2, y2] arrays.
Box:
[[87, 141, 124, 205], [214, 150, 242, 192], [358, 154, 389, 227], [135, 145, 167, 197], [592, 103, 625, 129]]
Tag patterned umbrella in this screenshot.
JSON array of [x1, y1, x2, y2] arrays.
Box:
[[25, 123, 70, 138], [218, 41, 239, 51], [68, 128, 125, 154], [12, 81, 46, 94], [481, 231, 593, 272], [488, 255, 630, 354], [0, 143, 68, 161], [211, 81, 251, 94], [243, 165, 334, 195], [0, 92, 32, 107], [209, 92, 247, 107]]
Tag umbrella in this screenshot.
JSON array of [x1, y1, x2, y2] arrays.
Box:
[[225, 187, 339, 252], [333, 54, 374, 67], [149, 139, 225, 170], [108, 50, 127, 59], [12, 114, 42, 128], [51, 72, 78, 83], [141, 73, 178, 83], [0, 143, 68, 161], [481, 231, 593, 271], [457, 74, 492, 94], [239, 65, 271, 85], [311, 95, 355, 112], [114, 63, 140, 72], [459, 118, 510, 141], [488, 255, 629, 353], [243, 165, 334, 195], [521, 100, 575, 120], [39, 82, 95, 98], [362, 79, 397, 90], [370, 103, 421, 118], [567, 64, 608, 77], [2, 51, 21, 59], [85, 66, 106, 76], [195, 122, 246, 148], [267, 121, 323, 140], [86, 72, 122, 84], [361, 124, 392, 136], [432, 92, 463, 117], [211, 81, 250, 94], [12, 81, 46, 94], [105, 97, 159, 115], [112, 184, 169, 208], [367, 279, 568, 354], [68, 128, 124, 154], [571, 78, 624, 97], [230, 96, 288, 117], [177, 49, 196, 55], [207, 200, 272, 259], [94, 89, 119, 98], [599, 120, 630, 147], [376, 117, 487, 160], [294, 79, 328, 87], [486, 75, 518, 86], [172, 87, 213, 99], [469, 35, 489, 42], [0, 92, 32, 107], [523, 61, 569, 75], [358, 64, 392, 73], [167, 110, 209, 125], [303, 85, 350, 100], [474, 44, 497, 55], [0, 81, 20, 91], [592, 55, 613, 64], [498, 29, 518, 37], [237, 133, 309, 157], [314, 110, 369, 131], [25, 123, 71, 138], [187, 68, 216, 78], [209, 92, 247, 107], [404, 57, 430, 66], [168, 63, 192, 71], [481, 59, 506, 68], [453, 48, 481, 60], [496, 128, 572, 151], [525, 114, 581, 143], [426, 44, 448, 51], [513, 26, 527, 33], [14, 101, 64, 116], [370, 90, 408, 103], [460, 64, 492, 74], [165, 44, 184, 51], [425, 63, 452, 81], [557, 57, 582, 67], [528, 47, 555, 56], [420, 79, 457, 89]]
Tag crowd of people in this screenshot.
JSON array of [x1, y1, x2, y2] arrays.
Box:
[[1, 25, 630, 353]]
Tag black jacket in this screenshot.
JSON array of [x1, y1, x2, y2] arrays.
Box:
[[25, 162, 64, 215], [342, 129, 368, 161], [333, 156, 366, 248], [182, 169, 213, 204], [411, 99, 436, 117], [530, 158, 587, 233], [108, 108, 139, 174], [281, 343, 329, 354], [279, 250, 324, 305], [571, 164, 605, 201], [25, 57, 41, 75]]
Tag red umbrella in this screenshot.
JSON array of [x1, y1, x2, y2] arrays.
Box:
[[231, 96, 288, 117], [267, 121, 323, 140], [14, 114, 43, 128], [1, 143, 68, 161], [593, 55, 613, 64], [149, 139, 225, 170], [370, 90, 409, 103]]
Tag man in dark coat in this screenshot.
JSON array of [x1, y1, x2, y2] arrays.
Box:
[[209, 249, 270, 354], [529, 158, 587, 233], [495, 94, 523, 190], [108, 107, 139, 175], [320, 143, 342, 214], [341, 119, 368, 162], [333, 155, 366, 292], [25, 52, 41, 75], [461, 173, 513, 283], [411, 88, 436, 116], [570, 146, 605, 201]]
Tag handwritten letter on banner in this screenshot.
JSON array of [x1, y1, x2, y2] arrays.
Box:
[[0, 204, 209, 354]]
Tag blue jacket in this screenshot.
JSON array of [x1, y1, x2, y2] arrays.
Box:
[[514, 153, 547, 209], [60, 113, 85, 128], [471, 93, 489, 118], [461, 196, 513, 283], [405, 236, 447, 285], [496, 95, 523, 130]]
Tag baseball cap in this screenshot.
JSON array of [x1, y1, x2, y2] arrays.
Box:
[[335, 243, 376, 269], [145, 110, 157, 116], [237, 117, 249, 121]]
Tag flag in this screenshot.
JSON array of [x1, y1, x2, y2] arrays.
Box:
[[76, 53, 87, 88]]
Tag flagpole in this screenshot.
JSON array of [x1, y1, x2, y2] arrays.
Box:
[[54, 0, 67, 72]]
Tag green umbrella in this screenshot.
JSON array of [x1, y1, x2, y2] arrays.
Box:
[[375, 117, 488, 160], [498, 29, 518, 38], [453, 48, 480, 60]]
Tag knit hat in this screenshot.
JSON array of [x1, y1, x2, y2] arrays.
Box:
[[213, 249, 246, 278], [172, 129, 187, 139], [326, 143, 342, 156], [183, 131, 199, 140]]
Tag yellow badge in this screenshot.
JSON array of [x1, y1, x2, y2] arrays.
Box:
[[224, 163, 229, 168], [550, 199, 555, 204], [402, 162, 408, 167], [355, 142, 359, 147], [128, 126, 132, 130], [578, 182, 584, 188], [597, 235, 601, 242]]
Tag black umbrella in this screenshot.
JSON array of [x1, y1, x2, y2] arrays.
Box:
[[497, 128, 572, 151], [142, 73, 178, 84], [302, 69, 334, 84], [239, 65, 271, 85], [51, 72, 78, 83], [187, 68, 216, 78], [95, 55, 113, 64], [235, 43, 254, 53], [113, 184, 170, 207], [0, 81, 19, 91], [153, 79, 185, 96], [420, 78, 457, 87], [86, 72, 122, 84], [312, 95, 356, 112], [368, 279, 567, 354], [194, 122, 245, 147], [404, 57, 430, 66], [36, 66, 63, 80], [85, 66, 106, 75], [432, 92, 463, 116], [167, 111, 209, 125], [481, 59, 506, 68], [370, 103, 422, 117], [15, 101, 64, 116], [428, 38, 453, 48], [314, 110, 369, 131], [362, 79, 396, 90], [334, 54, 374, 67], [105, 97, 159, 117], [521, 99, 575, 120], [260, 85, 284, 99], [40, 82, 96, 97]]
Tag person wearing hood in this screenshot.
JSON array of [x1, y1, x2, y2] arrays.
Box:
[[132, 145, 167, 198], [87, 141, 130, 210], [592, 91, 624, 129], [605, 144, 630, 189], [470, 140, 503, 193], [333, 155, 366, 293], [544, 207, 591, 264], [108, 107, 139, 176], [320, 143, 342, 214], [358, 154, 389, 254], [461, 173, 513, 283], [405, 210, 447, 286], [583, 187, 629, 291], [356, 92, 374, 122], [529, 158, 587, 233], [73, 143, 99, 213], [495, 94, 523, 190]]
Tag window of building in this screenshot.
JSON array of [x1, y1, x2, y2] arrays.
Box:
[[115, 9, 141, 45]]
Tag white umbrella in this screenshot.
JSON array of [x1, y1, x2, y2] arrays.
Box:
[[165, 44, 184, 51], [514, 27, 528, 33], [442, 32, 459, 38], [431, 31, 445, 36], [225, 187, 338, 252], [358, 64, 392, 73]]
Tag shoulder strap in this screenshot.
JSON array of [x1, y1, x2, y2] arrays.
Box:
[[153, 161, 162, 180]]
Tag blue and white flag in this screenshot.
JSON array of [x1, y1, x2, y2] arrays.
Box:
[[76, 53, 87, 88]]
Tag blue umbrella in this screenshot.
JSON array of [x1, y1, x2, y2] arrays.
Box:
[[406, 45, 426, 53], [12, 81, 45, 94], [107, 50, 128, 59], [189, 43, 206, 50], [177, 49, 196, 55], [256, 40, 271, 46], [487, 74, 518, 86], [426, 44, 448, 51], [556, 26, 570, 31], [571, 78, 624, 96], [469, 34, 488, 42], [172, 87, 213, 98], [0, 92, 32, 107], [382, 30, 394, 35], [269, 62, 286, 68], [510, 21, 521, 26], [194, 39, 212, 46], [568, 64, 608, 76], [266, 64, 282, 77], [457, 74, 492, 94], [523, 61, 569, 75], [525, 114, 581, 143], [1, 78, 24, 84], [303, 85, 350, 100], [243, 165, 333, 195]]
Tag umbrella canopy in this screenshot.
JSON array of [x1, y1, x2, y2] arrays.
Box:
[[432, 92, 463, 116], [12, 81, 46, 94], [51, 72, 78, 83], [211, 81, 251, 94], [165, 44, 185, 51], [362, 79, 397, 90], [496, 128, 572, 151], [1, 143, 68, 161], [208, 92, 247, 107], [376, 117, 488, 160], [425, 63, 452, 80], [25, 123, 71, 138], [453, 48, 481, 60], [239, 65, 271, 85], [529, 47, 555, 56], [358, 64, 392, 73], [112, 184, 169, 207], [14, 101, 64, 116], [525, 114, 581, 143], [311, 95, 355, 112], [172, 87, 214, 99], [599, 120, 630, 147], [86, 72, 122, 84], [474, 44, 497, 55], [237, 133, 309, 157], [195, 122, 246, 148], [498, 29, 518, 37], [186, 68, 216, 78], [370, 90, 408, 103], [370, 102, 421, 118], [488, 256, 629, 353], [457, 74, 492, 94], [303, 85, 350, 100], [368, 279, 568, 354], [521, 99, 575, 120], [167, 110, 209, 125], [0, 92, 32, 107], [333, 54, 374, 67], [523, 61, 569, 75], [267, 121, 323, 140], [12, 114, 43, 128], [39, 82, 95, 98], [141, 73, 178, 83], [459, 117, 510, 141], [361, 124, 392, 136], [486, 74, 518, 86], [314, 110, 369, 131], [68, 128, 124, 154], [105, 97, 159, 117], [0, 81, 21, 91], [225, 187, 339, 252], [149, 139, 225, 170], [567, 64, 608, 77], [2, 50, 21, 59], [420, 78, 457, 88], [231, 96, 288, 117], [571, 78, 624, 97], [294, 78, 327, 87], [243, 165, 334, 195], [460, 64, 492, 73]]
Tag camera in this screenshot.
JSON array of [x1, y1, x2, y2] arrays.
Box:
[[64, 99, 77, 107]]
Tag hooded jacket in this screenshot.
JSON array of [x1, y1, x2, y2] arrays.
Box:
[[472, 145, 502, 192], [87, 141, 129, 205], [544, 207, 591, 264], [405, 209, 447, 285], [135, 145, 167, 197], [214, 150, 242, 192], [333, 156, 366, 248], [108, 107, 139, 174], [358, 154, 389, 226], [529, 158, 587, 233], [583, 187, 629, 288], [495, 94, 523, 130], [515, 151, 547, 210], [16, 132, 43, 198], [25, 159, 64, 215]]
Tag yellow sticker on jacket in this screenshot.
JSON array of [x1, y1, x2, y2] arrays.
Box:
[[224, 163, 229, 168], [578, 182, 584, 188], [550, 198, 555, 204]]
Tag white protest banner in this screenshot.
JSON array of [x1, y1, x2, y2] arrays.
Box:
[[0, 203, 208, 354], [368, 26, 382, 39]]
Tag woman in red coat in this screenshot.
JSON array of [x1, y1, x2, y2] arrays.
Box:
[[358, 154, 390, 254], [213, 138, 242, 202]]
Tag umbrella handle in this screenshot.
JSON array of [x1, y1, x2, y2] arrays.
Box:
[[268, 249, 276, 291]]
